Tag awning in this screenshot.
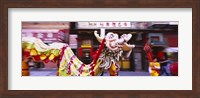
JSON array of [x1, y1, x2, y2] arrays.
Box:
[[151, 41, 168, 47], [163, 47, 178, 52]]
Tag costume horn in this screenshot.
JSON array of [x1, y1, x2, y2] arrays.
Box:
[[94, 31, 103, 43]]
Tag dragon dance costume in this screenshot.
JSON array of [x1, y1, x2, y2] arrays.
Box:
[[22, 37, 65, 63], [22, 30, 135, 76]]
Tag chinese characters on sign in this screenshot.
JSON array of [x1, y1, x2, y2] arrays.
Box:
[[77, 22, 132, 28], [22, 29, 67, 43], [96, 22, 131, 28]]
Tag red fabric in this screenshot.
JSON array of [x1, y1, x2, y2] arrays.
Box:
[[79, 64, 85, 74], [147, 52, 153, 62], [157, 52, 164, 60], [148, 52, 153, 62], [52, 56, 58, 63], [170, 62, 178, 76], [23, 50, 30, 58], [56, 46, 67, 68], [44, 58, 50, 63], [90, 48, 94, 57], [78, 47, 82, 57], [90, 71, 95, 76], [59, 46, 67, 62], [144, 43, 153, 62], [152, 69, 160, 75], [32, 55, 41, 61], [93, 38, 106, 65], [92, 50, 98, 59], [143, 43, 151, 53]]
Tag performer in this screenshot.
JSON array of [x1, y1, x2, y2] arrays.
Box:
[[149, 57, 160, 76], [143, 42, 161, 76], [94, 31, 135, 76]]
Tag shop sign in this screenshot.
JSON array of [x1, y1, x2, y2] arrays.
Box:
[[22, 22, 70, 29], [22, 29, 63, 43], [37, 33, 44, 38], [69, 34, 78, 49], [77, 22, 131, 28], [96, 22, 131, 28], [22, 32, 59, 43]]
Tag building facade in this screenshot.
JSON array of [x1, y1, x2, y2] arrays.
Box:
[[70, 22, 178, 72]]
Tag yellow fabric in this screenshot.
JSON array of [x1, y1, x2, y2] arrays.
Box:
[[58, 47, 103, 76], [150, 70, 159, 76], [149, 62, 160, 76], [22, 37, 61, 61], [109, 63, 117, 76]]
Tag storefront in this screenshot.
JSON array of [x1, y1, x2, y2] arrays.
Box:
[[75, 22, 155, 71], [22, 22, 70, 68], [22, 29, 69, 44], [22, 22, 70, 44]]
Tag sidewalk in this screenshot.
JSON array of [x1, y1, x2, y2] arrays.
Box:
[[30, 68, 150, 76]]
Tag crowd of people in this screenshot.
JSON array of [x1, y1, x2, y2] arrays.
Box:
[[149, 52, 178, 76]]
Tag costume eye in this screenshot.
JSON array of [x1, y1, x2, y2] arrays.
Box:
[[109, 34, 114, 39]]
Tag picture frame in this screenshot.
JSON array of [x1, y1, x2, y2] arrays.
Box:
[[0, 0, 199, 98]]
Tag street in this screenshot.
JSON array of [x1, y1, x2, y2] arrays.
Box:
[[29, 68, 150, 76]]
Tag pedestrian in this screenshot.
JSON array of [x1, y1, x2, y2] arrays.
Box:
[[159, 53, 172, 76]]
